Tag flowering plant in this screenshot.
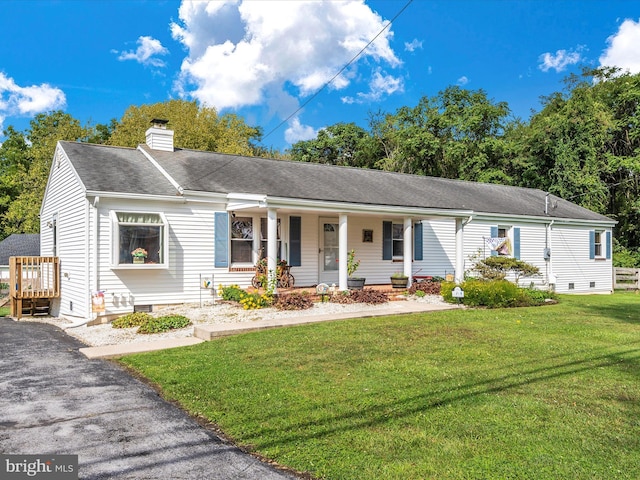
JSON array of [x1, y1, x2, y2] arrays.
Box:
[[131, 248, 148, 258]]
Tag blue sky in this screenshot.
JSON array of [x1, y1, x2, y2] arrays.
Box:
[[1, 1, 639, 151]]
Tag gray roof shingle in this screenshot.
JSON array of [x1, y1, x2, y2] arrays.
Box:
[[60, 142, 179, 196], [0, 234, 40, 264], [60, 141, 613, 223]]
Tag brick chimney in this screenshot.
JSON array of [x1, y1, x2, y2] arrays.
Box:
[[145, 119, 174, 152]]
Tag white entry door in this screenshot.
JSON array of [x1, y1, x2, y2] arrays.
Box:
[[319, 218, 339, 284]]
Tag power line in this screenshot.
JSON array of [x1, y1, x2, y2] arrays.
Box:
[[262, 0, 414, 142]]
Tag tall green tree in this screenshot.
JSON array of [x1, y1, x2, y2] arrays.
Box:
[[370, 86, 516, 182], [108, 99, 262, 156], [514, 68, 640, 250], [289, 122, 381, 168], [1, 111, 88, 237]]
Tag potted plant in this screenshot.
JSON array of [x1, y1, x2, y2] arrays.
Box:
[[346, 249, 365, 290], [131, 247, 147, 264], [390, 271, 409, 288]]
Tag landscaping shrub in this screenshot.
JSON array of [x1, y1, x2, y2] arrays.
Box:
[[408, 280, 441, 295], [472, 256, 540, 285], [274, 291, 314, 310], [112, 312, 153, 329], [137, 315, 191, 334], [442, 280, 556, 308], [239, 291, 273, 310], [218, 284, 245, 302]]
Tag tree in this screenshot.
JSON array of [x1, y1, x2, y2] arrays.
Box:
[[289, 122, 381, 168], [513, 68, 640, 252], [107, 99, 262, 156], [369, 87, 516, 182], [1, 112, 88, 237]]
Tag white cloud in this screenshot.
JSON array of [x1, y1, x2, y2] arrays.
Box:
[[538, 47, 584, 73], [341, 68, 404, 104], [284, 117, 318, 144], [599, 18, 640, 74], [404, 38, 423, 52], [115, 36, 169, 68], [457, 76, 469, 86], [171, 0, 401, 111], [0, 72, 66, 129]]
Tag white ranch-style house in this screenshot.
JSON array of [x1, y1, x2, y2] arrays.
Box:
[[39, 122, 615, 321]]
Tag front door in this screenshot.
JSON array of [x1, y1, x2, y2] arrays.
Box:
[[319, 218, 339, 284]]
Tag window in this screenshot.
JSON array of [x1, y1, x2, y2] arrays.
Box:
[[114, 212, 166, 266], [392, 223, 404, 258], [594, 231, 603, 257], [231, 217, 253, 263], [383, 221, 417, 261], [260, 217, 281, 260], [489, 226, 521, 259], [589, 230, 611, 260], [51, 214, 58, 257]]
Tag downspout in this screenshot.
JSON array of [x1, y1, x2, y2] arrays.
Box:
[[545, 219, 555, 289], [65, 196, 99, 329]]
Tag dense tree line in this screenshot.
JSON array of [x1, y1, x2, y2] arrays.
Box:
[[290, 69, 640, 265], [1, 69, 638, 265]]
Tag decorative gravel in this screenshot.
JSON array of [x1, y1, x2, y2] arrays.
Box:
[[24, 295, 447, 348]]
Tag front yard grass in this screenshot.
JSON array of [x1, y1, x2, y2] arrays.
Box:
[[119, 292, 640, 479]]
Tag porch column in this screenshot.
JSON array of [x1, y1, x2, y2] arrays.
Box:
[[403, 217, 412, 285], [455, 218, 464, 284], [338, 214, 348, 291], [267, 208, 278, 293]]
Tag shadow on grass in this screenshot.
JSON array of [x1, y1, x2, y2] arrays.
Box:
[[560, 292, 640, 325], [250, 344, 640, 450]]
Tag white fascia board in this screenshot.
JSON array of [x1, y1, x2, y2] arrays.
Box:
[[470, 212, 617, 227], [263, 196, 474, 218], [85, 190, 187, 203], [226, 192, 268, 211]]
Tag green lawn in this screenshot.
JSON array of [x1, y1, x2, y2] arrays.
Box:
[[120, 293, 640, 479]]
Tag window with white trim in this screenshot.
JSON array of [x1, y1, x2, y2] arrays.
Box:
[[230, 216, 253, 264], [392, 223, 404, 258], [113, 212, 167, 266], [594, 231, 603, 258]]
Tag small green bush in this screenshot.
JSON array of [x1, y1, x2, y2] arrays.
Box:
[[112, 312, 153, 329], [219, 284, 245, 302], [239, 291, 273, 310], [442, 280, 555, 308], [137, 315, 191, 334], [274, 291, 314, 310]]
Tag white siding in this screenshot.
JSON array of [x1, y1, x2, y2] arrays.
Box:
[[462, 220, 552, 287], [95, 199, 223, 316], [551, 225, 613, 293], [40, 146, 90, 318], [419, 219, 456, 278]]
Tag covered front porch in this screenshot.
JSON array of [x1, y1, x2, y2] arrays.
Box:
[[223, 194, 470, 292]]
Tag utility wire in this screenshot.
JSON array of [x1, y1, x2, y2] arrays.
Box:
[[262, 0, 414, 142]]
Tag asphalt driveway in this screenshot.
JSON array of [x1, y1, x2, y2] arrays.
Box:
[[0, 318, 297, 479]]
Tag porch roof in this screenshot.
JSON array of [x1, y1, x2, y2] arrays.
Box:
[[59, 141, 613, 223]]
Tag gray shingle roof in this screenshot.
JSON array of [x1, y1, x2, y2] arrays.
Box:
[[0, 234, 40, 264], [60, 142, 178, 196], [60, 141, 613, 223]]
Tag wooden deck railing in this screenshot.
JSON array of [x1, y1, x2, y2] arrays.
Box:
[[9, 256, 60, 318]]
